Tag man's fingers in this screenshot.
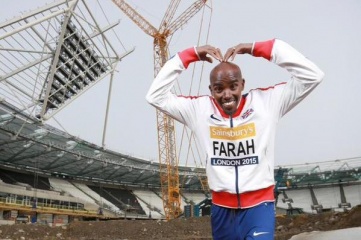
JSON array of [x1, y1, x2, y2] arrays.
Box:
[[223, 52, 230, 62], [216, 48, 223, 61], [223, 46, 237, 62], [223, 51, 233, 62], [196, 45, 224, 62], [208, 47, 222, 62]]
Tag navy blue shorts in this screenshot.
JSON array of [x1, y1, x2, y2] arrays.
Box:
[[211, 202, 275, 240]]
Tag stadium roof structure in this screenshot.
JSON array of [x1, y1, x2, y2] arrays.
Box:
[[275, 158, 361, 189], [0, 101, 207, 189]]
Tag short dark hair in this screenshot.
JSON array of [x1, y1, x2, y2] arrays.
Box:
[[210, 62, 242, 82]]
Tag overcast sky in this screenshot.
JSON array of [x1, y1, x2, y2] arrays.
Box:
[[1, 0, 361, 167]]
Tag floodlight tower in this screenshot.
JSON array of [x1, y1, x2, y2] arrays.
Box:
[[0, 0, 133, 149], [111, 0, 207, 220]]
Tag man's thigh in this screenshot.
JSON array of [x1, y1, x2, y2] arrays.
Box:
[[211, 202, 275, 240]]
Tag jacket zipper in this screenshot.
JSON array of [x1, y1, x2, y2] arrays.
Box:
[[230, 115, 241, 208]]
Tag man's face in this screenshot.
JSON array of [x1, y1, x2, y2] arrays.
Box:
[[209, 63, 244, 115]]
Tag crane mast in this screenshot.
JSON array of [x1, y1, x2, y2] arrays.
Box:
[[112, 0, 207, 220]]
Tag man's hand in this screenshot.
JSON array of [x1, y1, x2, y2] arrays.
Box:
[[196, 45, 223, 63], [223, 43, 253, 62]]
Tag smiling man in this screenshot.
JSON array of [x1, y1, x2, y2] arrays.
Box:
[[209, 62, 244, 116], [146, 39, 324, 240]]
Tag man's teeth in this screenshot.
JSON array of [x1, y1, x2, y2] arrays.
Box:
[[223, 101, 234, 106]]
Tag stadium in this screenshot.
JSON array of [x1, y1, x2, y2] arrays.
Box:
[[1, 0, 361, 239]]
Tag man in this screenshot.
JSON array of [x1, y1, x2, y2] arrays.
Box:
[[146, 39, 324, 239]]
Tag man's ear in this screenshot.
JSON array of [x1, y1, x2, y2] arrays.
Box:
[[241, 78, 245, 90], [209, 85, 212, 93]]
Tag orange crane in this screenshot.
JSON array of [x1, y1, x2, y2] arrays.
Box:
[[111, 0, 208, 220]]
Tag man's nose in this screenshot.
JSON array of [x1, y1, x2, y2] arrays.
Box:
[[223, 89, 232, 98]]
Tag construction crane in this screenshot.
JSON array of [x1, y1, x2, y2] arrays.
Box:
[[112, 0, 207, 220]]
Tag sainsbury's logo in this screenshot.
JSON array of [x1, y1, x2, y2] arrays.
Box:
[[210, 123, 256, 140]]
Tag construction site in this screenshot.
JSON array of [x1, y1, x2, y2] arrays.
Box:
[[1, 0, 361, 239]]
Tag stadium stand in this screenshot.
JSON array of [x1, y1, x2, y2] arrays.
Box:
[[1, 159, 361, 224], [48, 178, 96, 204], [0, 168, 51, 191], [71, 183, 122, 215], [88, 185, 144, 215], [0, 176, 89, 211], [275, 183, 361, 214], [133, 189, 164, 218], [344, 185, 361, 207], [182, 192, 208, 205]]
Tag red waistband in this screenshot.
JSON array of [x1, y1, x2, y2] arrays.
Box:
[[212, 185, 275, 208]]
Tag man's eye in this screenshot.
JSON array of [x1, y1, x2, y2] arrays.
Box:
[[231, 84, 238, 90]]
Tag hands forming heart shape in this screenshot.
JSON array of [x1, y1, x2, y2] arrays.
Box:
[[196, 43, 253, 63]]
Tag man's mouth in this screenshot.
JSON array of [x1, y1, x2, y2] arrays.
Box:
[[222, 100, 236, 108]]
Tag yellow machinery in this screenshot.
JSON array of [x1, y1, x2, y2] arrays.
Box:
[[111, 0, 208, 220]]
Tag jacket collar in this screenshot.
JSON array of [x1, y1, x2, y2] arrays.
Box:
[[211, 95, 247, 119]]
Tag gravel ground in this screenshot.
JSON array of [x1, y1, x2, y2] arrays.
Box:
[[0, 205, 360, 240]]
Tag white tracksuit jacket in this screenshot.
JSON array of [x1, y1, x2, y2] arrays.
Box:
[[146, 39, 324, 208]]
